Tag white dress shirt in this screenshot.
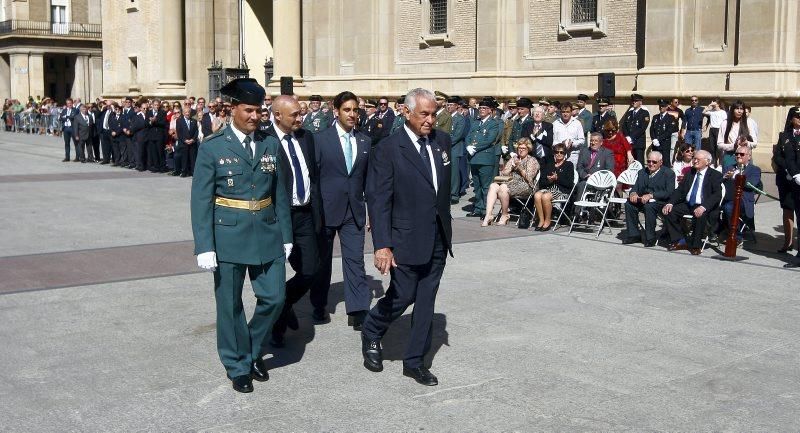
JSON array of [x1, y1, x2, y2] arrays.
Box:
[[404, 124, 438, 193], [274, 127, 311, 206], [717, 117, 758, 151], [686, 167, 708, 205], [335, 122, 358, 167], [552, 116, 585, 164], [229, 122, 255, 158]]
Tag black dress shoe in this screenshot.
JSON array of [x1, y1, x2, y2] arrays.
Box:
[[466, 211, 482, 218], [230, 375, 253, 393], [778, 246, 794, 253], [783, 262, 799, 269], [179, 173, 188, 178], [622, 237, 640, 245], [361, 333, 383, 372], [643, 240, 657, 247], [285, 307, 299, 331], [100, 161, 109, 165], [250, 358, 269, 382], [61, 158, 69, 162], [312, 307, 330, 323], [402, 366, 438, 386]]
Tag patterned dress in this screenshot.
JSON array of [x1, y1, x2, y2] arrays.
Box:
[[499, 155, 540, 197]]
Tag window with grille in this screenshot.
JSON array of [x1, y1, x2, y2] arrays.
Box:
[[429, 0, 447, 34], [571, 0, 597, 23]]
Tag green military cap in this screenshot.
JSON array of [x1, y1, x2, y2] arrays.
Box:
[[220, 78, 265, 106], [434, 90, 448, 101], [538, 97, 551, 106], [478, 97, 497, 109]]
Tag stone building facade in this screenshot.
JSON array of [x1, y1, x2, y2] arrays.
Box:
[[0, 0, 102, 102]]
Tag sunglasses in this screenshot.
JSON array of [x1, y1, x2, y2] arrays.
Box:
[[735, 152, 747, 156], [683, 149, 695, 153], [379, 102, 388, 106], [553, 151, 565, 155], [646, 160, 659, 164]]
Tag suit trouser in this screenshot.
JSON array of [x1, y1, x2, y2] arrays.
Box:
[[665, 202, 713, 249], [214, 259, 285, 378], [708, 128, 720, 166], [362, 225, 447, 368], [459, 153, 469, 194], [450, 150, 463, 200], [122, 135, 134, 165], [311, 205, 370, 314], [182, 144, 198, 175], [91, 135, 100, 161], [62, 128, 73, 159], [110, 135, 121, 164], [100, 131, 112, 162], [470, 162, 497, 214], [625, 201, 664, 242], [77, 138, 89, 161], [134, 138, 146, 170], [273, 206, 320, 337], [173, 144, 184, 175], [632, 146, 645, 165], [147, 139, 161, 170]]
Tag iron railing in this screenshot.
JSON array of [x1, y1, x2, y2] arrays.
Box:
[[429, 0, 447, 34], [571, 0, 598, 24], [0, 20, 101, 39]]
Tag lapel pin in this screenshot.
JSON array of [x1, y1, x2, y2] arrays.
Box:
[[219, 158, 225, 165]]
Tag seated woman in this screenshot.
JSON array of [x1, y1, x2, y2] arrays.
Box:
[[601, 118, 634, 177], [533, 142, 575, 231], [481, 137, 540, 226], [672, 142, 694, 186]]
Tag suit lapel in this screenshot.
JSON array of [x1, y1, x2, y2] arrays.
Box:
[[430, 134, 445, 192], [399, 134, 434, 189], [350, 134, 369, 176]]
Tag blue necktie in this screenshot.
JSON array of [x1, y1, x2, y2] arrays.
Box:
[[418, 137, 433, 181], [284, 135, 305, 202], [688, 172, 702, 206], [343, 132, 353, 174]]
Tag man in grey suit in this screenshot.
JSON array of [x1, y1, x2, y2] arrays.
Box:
[[623, 151, 675, 246], [574, 132, 615, 217], [74, 104, 94, 163]]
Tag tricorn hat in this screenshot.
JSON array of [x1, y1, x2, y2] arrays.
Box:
[[220, 78, 266, 106]]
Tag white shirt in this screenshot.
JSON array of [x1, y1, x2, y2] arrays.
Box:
[[335, 122, 358, 168], [686, 167, 708, 205], [708, 109, 727, 129], [229, 122, 255, 158], [717, 117, 758, 151], [404, 124, 438, 193], [274, 127, 311, 206], [552, 116, 585, 164]]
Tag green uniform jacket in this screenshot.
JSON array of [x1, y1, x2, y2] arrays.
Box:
[[449, 112, 468, 157], [191, 125, 292, 265], [508, 115, 533, 148], [435, 109, 452, 134], [301, 110, 331, 133], [390, 114, 406, 134], [466, 117, 501, 165]]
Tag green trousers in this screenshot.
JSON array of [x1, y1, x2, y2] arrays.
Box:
[[469, 163, 497, 214], [213, 259, 285, 378]]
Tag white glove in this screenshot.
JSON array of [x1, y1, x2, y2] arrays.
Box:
[[794, 174, 800, 186], [510, 152, 518, 159], [284, 243, 293, 257], [501, 145, 509, 153], [652, 139, 660, 147], [467, 145, 476, 156], [197, 251, 218, 272], [626, 136, 633, 144]]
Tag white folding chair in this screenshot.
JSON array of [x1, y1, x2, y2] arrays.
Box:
[[569, 170, 617, 237], [682, 184, 726, 250], [600, 169, 640, 234], [627, 160, 643, 172], [551, 167, 580, 231]]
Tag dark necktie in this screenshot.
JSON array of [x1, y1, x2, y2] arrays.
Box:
[[418, 137, 432, 181], [688, 172, 702, 206], [284, 134, 305, 202], [243, 136, 253, 161]]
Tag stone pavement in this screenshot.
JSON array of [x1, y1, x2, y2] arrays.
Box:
[[0, 132, 798, 432]]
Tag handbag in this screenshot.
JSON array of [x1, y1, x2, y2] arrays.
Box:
[[493, 175, 512, 183]]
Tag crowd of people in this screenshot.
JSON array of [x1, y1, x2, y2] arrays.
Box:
[[4, 91, 799, 266]]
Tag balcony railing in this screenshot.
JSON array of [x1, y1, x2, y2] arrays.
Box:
[[0, 20, 101, 39]]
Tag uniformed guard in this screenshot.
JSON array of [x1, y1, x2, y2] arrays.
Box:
[[190, 78, 293, 394], [434, 91, 453, 134], [540, 98, 557, 124], [389, 96, 406, 134], [620, 93, 650, 164], [447, 96, 468, 204], [575, 93, 593, 135], [591, 97, 616, 133], [649, 99, 679, 167], [301, 94, 331, 133], [507, 97, 534, 152], [465, 97, 501, 218]]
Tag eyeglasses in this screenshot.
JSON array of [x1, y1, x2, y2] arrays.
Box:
[[553, 151, 565, 155], [735, 152, 747, 156], [646, 160, 659, 164], [683, 149, 695, 153]]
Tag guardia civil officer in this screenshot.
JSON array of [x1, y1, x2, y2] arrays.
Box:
[[190, 78, 293, 393]]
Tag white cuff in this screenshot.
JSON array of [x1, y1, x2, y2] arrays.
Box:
[[197, 251, 217, 272]]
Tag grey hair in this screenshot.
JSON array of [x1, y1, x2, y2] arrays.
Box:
[[649, 151, 663, 160], [404, 88, 436, 111], [589, 132, 603, 141], [696, 149, 712, 162], [533, 105, 545, 114]]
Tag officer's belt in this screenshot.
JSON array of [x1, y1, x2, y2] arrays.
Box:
[[215, 196, 273, 211]]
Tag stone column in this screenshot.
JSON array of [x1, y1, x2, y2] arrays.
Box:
[[157, 0, 186, 94], [8, 53, 30, 101], [89, 55, 103, 101], [28, 53, 45, 100], [0, 55, 11, 101], [73, 54, 89, 101], [271, 0, 302, 83]]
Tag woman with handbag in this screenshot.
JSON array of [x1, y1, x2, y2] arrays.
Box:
[[481, 138, 540, 226]]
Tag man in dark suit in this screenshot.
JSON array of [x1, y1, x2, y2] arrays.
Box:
[[620, 93, 650, 164], [372, 96, 395, 145], [592, 98, 616, 133], [361, 88, 453, 386], [719, 145, 762, 242], [89, 103, 102, 163], [266, 95, 322, 346], [98, 101, 113, 164], [573, 132, 615, 217], [145, 99, 167, 172], [120, 97, 135, 168], [200, 103, 216, 139], [522, 105, 554, 166], [663, 149, 724, 255], [623, 150, 675, 246], [175, 107, 199, 177], [311, 91, 372, 329], [59, 98, 77, 162], [130, 101, 149, 171], [649, 100, 680, 167], [74, 104, 94, 163], [108, 104, 123, 166]]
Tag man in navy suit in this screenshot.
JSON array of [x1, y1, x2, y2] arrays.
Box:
[[311, 91, 372, 329], [719, 145, 761, 242], [130, 101, 149, 171], [361, 88, 453, 386], [120, 97, 135, 168], [175, 107, 199, 177], [663, 149, 723, 255], [266, 95, 323, 346], [59, 98, 77, 162]]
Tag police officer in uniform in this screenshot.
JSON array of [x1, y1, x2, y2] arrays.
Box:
[[782, 107, 800, 268], [591, 98, 616, 133], [447, 96, 468, 204], [190, 78, 293, 393], [465, 97, 501, 218], [434, 91, 453, 134], [620, 93, 650, 164], [649, 99, 679, 167], [301, 95, 331, 133]]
